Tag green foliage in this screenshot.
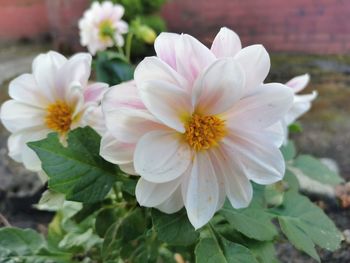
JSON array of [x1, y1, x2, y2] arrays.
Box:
[[28, 127, 122, 203], [271, 191, 342, 262], [292, 155, 344, 185], [281, 141, 296, 161], [94, 51, 134, 85], [152, 209, 199, 246]]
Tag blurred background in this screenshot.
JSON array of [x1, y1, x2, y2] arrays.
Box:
[[0, 0, 350, 262]]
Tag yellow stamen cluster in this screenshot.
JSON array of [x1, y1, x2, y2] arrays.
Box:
[[98, 19, 115, 42], [184, 114, 226, 151], [45, 101, 72, 134]]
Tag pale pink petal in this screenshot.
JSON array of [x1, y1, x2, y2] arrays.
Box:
[[211, 27, 242, 58], [104, 108, 165, 143], [116, 21, 128, 34], [154, 32, 180, 69], [209, 147, 252, 208], [286, 73, 310, 93], [234, 45, 270, 95], [264, 122, 285, 148], [100, 133, 135, 164], [225, 83, 293, 129], [8, 74, 49, 107], [175, 34, 216, 85], [193, 58, 245, 115], [84, 82, 108, 103], [156, 187, 184, 214], [136, 176, 182, 207], [119, 163, 137, 175], [222, 132, 285, 185], [134, 56, 188, 91], [32, 51, 67, 102], [139, 80, 192, 132], [1, 100, 46, 133], [182, 152, 219, 229], [103, 81, 145, 111], [134, 130, 191, 183], [285, 91, 317, 125]]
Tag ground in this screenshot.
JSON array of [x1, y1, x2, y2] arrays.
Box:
[[0, 43, 349, 262]]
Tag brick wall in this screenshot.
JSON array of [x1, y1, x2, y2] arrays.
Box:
[[162, 0, 350, 54], [0, 0, 349, 54]]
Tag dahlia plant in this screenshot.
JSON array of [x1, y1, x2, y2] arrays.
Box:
[[0, 27, 344, 263]]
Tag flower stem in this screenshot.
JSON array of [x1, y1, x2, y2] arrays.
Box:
[[125, 32, 134, 63]]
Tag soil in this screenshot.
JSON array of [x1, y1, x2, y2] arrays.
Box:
[[0, 46, 350, 262]]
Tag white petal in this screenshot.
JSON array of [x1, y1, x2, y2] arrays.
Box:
[[154, 32, 180, 69], [84, 82, 108, 103], [223, 132, 285, 185], [226, 83, 294, 129], [136, 177, 182, 207], [100, 133, 135, 165], [9, 74, 49, 107], [134, 56, 188, 91], [182, 152, 219, 229], [1, 100, 46, 133], [119, 163, 137, 175], [105, 108, 164, 143], [32, 51, 67, 101], [175, 34, 216, 85], [286, 73, 310, 93], [211, 27, 242, 58], [155, 187, 184, 214], [134, 130, 191, 183], [210, 147, 252, 209], [139, 80, 192, 132], [193, 58, 245, 115], [285, 91, 318, 125], [234, 45, 270, 95]]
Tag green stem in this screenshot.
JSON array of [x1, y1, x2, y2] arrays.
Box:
[[125, 32, 134, 63]]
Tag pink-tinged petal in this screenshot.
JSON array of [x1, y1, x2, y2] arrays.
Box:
[[119, 163, 137, 175], [286, 73, 310, 93], [134, 130, 191, 183], [134, 56, 188, 90], [9, 74, 49, 107], [1, 100, 46, 133], [57, 53, 92, 100], [182, 152, 219, 229], [154, 32, 180, 69], [32, 51, 67, 101], [226, 83, 293, 129], [111, 4, 125, 20], [264, 122, 285, 148], [139, 80, 192, 132], [175, 34, 216, 85], [136, 176, 182, 207], [105, 108, 165, 143], [208, 153, 226, 211], [115, 21, 128, 34], [193, 58, 245, 115], [234, 45, 270, 95], [210, 147, 252, 209], [211, 27, 242, 58], [100, 133, 135, 165], [103, 81, 145, 111], [222, 132, 285, 185], [82, 105, 106, 136], [84, 82, 108, 103], [285, 91, 318, 125], [156, 187, 184, 214]]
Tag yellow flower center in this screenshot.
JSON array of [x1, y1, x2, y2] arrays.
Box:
[[184, 114, 226, 151], [98, 19, 115, 42], [45, 101, 73, 134]]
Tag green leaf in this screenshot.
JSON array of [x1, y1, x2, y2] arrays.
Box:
[[289, 122, 303, 133], [0, 228, 46, 255], [273, 191, 342, 262], [195, 236, 258, 263], [152, 208, 199, 246], [293, 155, 343, 185], [281, 141, 296, 161], [95, 51, 134, 85], [220, 201, 278, 241], [95, 208, 121, 237], [247, 241, 279, 263], [28, 127, 121, 203], [283, 169, 300, 192]]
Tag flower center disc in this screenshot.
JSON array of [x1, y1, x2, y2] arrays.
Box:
[[184, 114, 226, 151], [45, 101, 72, 134], [98, 19, 115, 41]]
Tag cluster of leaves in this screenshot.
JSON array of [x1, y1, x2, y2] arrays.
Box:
[[0, 127, 343, 263]]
